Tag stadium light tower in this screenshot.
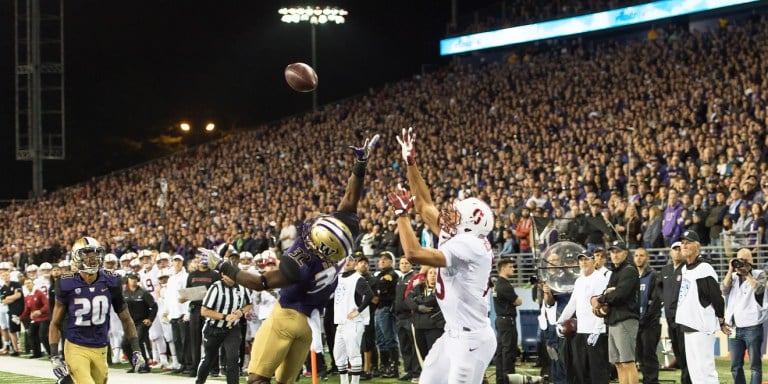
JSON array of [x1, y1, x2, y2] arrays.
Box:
[[279, 6, 347, 111]]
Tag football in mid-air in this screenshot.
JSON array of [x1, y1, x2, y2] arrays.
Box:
[[284, 62, 318, 92]]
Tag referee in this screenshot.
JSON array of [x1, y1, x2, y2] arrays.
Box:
[[197, 274, 252, 384]]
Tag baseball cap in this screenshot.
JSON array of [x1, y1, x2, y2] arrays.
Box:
[[26, 264, 38, 272], [125, 272, 140, 280], [607, 240, 627, 252], [388, 220, 396, 226], [577, 250, 594, 259], [172, 254, 184, 262], [681, 230, 700, 243], [671, 241, 682, 249]]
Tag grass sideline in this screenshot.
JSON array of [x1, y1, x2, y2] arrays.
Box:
[[0, 355, 757, 384]]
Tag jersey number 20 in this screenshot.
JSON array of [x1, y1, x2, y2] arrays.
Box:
[[73, 295, 109, 326]]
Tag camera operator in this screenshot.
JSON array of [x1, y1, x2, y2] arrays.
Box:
[[722, 247, 767, 384]]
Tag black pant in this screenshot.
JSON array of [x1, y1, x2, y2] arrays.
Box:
[[495, 316, 518, 384], [196, 324, 241, 384], [122, 323, 151, 367], [189, 307, 203, 369], [324, 301, 337, 371], [570, 333, 609, 384], [171, 317, 189, 368], [414, 328, 442, 362], [28, 320, 50, 357], [668, 322, 691, 384], [396, 317, 419, 376], [637, 321, 661, 384]]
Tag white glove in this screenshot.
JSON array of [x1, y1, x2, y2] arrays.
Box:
[[51, 355, 69, 379], [395, 127, 416, 165], [131, 351, 146, 372], [348, 134, 380, 162], [587, 333, 599, 346], [197, 247, 222, 270], [555, 324, 564, 338]]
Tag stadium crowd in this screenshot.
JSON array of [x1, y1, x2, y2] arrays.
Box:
[[0, 7, 767, 384]]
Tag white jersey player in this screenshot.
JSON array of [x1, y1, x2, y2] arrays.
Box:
[[33, 262, 53, 296], [103, 254, 126, 363], [389, 127, 497, 384]]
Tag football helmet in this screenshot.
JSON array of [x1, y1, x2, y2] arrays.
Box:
[[304, 215, 354, 262], [440, 197, 494, 237], [70, 237, 105, 275]]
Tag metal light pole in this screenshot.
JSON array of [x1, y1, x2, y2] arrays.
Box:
[[279, 6, 348, 112]]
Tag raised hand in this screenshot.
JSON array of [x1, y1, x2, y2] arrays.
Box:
[[197, 247, 223, 271], [348, 133, 380, 162], [387, 184, 413, 217], [395, 127, 416, 165]]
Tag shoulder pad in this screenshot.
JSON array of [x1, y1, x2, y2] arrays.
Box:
[[60, 272, 76, 280]]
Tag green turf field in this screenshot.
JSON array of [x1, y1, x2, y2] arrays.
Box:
[[0, 354, 759, 383]]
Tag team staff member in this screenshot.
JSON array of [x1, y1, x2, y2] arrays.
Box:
[[333, 257, 373, 384], [660, 241, 689, 384], [557, 251, 608, 384], [197, 275, 252, 384], [182, 255, 221, 376], [372, 251, 400, 378], [122, 272, 157, 373], [357, 255, 378, 380], [722, 247, 767, 384], [394, 257, 419, 381], [19, 278, 50, 358], [634, 248, 661, 384], [594, 240, 639, 384], [675, 230, 727, 384], [493, 258, 522, 384]]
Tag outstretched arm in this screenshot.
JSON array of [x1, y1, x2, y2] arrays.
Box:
[[388, 186, 447, 267], [338, 134, 379, 214], [398, 127, 440, 234]]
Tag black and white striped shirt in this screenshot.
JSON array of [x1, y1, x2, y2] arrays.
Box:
[[202, 280, 252, 329]]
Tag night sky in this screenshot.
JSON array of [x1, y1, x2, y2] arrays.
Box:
[[0, 0, 492, 199]]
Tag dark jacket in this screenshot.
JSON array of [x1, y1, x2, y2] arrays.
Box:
[[660, 262, 684, 324], [394, 269, 416, 319], [638, 267, 661, 327], [598, 257, 640, 325], [373, 267, 399, 307], [406, 284, 445, 330]]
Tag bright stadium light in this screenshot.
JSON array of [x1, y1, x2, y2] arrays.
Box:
[[180, 123, 191, 132], [205, 123, 215, 132], [279, 6, 348, 111]]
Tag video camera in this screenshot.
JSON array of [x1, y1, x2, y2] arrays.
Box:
[[732, 258, 751, 269]]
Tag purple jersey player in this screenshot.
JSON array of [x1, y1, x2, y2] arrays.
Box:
[[202, 133, 378, 384], [49, 236, 146, 384]]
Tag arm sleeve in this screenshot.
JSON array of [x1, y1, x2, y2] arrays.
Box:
[[144, 290, 158, 321], [355, 277, 374, 312], [697, 276, 725, 318], [279, 254, 303, 283]]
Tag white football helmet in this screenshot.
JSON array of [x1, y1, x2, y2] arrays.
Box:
[[71, 237, 106, 275], [103, 254, 118, 271], [441, 197, 494, 237]]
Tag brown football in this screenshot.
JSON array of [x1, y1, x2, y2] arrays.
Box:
[[561, 318, 577, 337], [284, 62, 318, 92]]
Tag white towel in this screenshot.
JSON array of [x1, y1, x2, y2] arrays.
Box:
[[308, 309, 323, 353]]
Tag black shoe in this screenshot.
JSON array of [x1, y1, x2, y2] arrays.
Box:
[[126, 367, 136, 373], [10, 351, 19, 356], [29, 354, 42, 359], [399, 374, 414, 381], [372, 368, 380, 377], [210, 372, 220, 378], [187, 370, 197, 377], [360, 372, 373, 381], [137, 364, 151, 374]]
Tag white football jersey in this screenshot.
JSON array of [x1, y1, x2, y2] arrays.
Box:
[[140, 267, 160, 297], [33, 276, 51, 295], [437, 231, 494, 331]]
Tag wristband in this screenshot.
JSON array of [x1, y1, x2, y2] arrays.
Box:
[[50, 344, 59, 357], [260, 276, 269, 291]]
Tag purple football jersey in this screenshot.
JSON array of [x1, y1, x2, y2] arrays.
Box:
[[279, 239, 345, 316], [55, 270, 123, 347]]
